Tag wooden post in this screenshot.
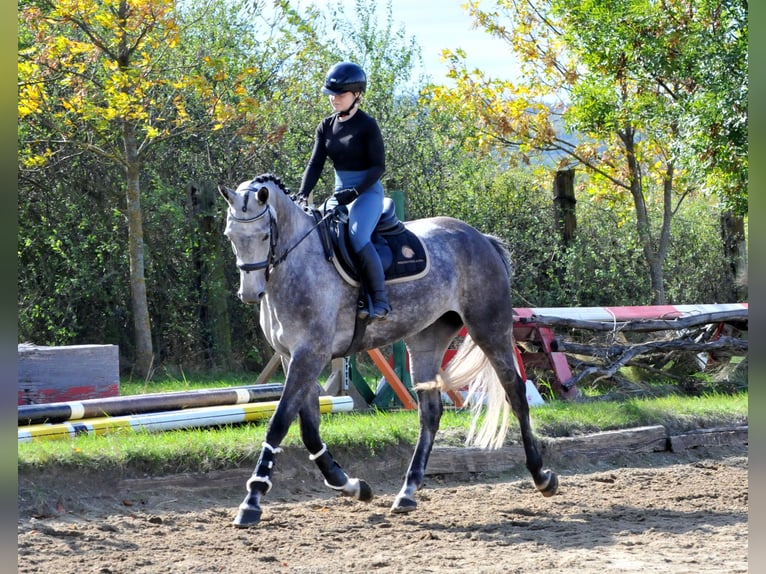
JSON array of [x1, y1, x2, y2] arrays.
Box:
[[254, 353, 282, 386], [720, 210, 747, 300], [323, 358, 369, 410], [552, 169, 577, 245]]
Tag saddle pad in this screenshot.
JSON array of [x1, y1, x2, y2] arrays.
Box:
[[331, 226, 430, 287]]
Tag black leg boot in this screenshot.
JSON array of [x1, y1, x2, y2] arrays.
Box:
[[355, 242, 391, 321]]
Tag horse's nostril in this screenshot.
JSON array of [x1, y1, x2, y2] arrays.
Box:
[[238, 290, 263, 304]]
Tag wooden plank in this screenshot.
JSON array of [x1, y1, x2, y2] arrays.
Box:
[[18, 344, 119, 405], [426, 425, 669, 476], [542, 425, 668, 458], [255, 353, 282, 385], [669, 426, 748, 452], [426, 445, 526, 475]]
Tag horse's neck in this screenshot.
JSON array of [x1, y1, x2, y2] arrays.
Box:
[[272, 193, 313, 239]]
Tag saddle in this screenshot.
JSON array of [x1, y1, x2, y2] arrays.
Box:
[[313, 197, 429, 286]]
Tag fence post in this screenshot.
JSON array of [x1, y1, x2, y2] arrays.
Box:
[[552, 169, 577, 245]]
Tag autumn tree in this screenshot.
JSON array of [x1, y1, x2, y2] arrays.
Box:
[[18, 0, 314, 375], [430, 0, 747, 304]]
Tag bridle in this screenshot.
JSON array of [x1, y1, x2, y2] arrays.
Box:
[[228, 203, 277, 279], [227, 197, 335, 282]]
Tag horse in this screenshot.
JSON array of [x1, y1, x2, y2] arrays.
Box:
[[219, 173, 558, 528]]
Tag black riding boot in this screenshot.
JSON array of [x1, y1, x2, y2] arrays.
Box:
[[355, 242, 391, 321]]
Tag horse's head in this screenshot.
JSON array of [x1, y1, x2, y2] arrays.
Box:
[[219, 177, 278, 304]]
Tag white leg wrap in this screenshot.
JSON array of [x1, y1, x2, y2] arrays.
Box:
[[246, 475, 272, 494], [308, 443, 327, 461], [246, 442, 282, 495], [262, 441, 283, 455]]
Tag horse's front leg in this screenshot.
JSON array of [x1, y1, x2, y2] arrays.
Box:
[[391, 387, 443, 513], [298, 382, 373, 501], [233, 356, 322, 528]]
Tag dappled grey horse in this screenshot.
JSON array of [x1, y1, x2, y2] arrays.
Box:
[[219, 174, 558, 528]]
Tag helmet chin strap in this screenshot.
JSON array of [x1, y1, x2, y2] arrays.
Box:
[[338, 95, 360, 118]]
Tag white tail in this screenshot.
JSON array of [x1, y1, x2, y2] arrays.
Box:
[[440, 335, 511, 449]]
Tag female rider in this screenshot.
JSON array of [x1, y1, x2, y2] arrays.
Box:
[[298, 62, 391, 321]]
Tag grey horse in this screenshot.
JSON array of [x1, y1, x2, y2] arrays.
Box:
[[219, 174, 558, 528]]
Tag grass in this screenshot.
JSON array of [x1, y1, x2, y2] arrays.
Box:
[[18, 379, 748, 477]]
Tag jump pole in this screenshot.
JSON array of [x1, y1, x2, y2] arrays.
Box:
[[18, 395, 354, 443], [18, 383, 285, 425]]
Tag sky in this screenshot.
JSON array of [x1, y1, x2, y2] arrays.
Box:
[[382, 0, 519, 82], [308, 0, 520, 85]]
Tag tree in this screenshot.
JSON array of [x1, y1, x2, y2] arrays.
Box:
[[18, 0, 260, 376], [429, 0, 747, 304]]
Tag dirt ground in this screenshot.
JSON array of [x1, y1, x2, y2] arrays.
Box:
[[18, 441, 747, 574]]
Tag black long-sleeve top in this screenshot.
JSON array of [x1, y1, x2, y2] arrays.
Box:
[[298, 109, 385, 196]]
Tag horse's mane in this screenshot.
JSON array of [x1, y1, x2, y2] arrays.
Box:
[[251, 173, 291, 196]]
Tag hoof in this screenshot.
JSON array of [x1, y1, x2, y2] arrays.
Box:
[[536, 469, 559, 497], [357, 479, 373, 502], [336, 477, 374, 501], [390, 495, 417, 514], [232, 506, 262, 528]]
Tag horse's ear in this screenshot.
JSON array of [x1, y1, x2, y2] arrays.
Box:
[[218, 185, 234, 205], [257, 186, 269, 204]]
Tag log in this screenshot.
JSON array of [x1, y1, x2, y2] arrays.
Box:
[[426, 445, 527, 475], [669, 425, 748, 452], [559, 336, 748, 360], [559, 336, 748, 388]]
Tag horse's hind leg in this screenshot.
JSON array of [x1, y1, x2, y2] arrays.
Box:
[[485, 344, 558, 497], [392, 322, 459, 513], [391, 385, 443, 513], [298, 383, 372, 501]]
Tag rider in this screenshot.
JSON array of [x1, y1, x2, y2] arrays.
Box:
[[298, 61, 391, 321]]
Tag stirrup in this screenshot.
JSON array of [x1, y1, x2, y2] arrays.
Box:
[[357, 300, 371, 320], [370, 302, 391, 321]]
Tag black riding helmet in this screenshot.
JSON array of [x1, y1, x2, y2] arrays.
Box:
[[321, 62, 367, 95]]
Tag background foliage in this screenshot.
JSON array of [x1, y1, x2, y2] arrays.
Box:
[[17, 0, 747, 378]]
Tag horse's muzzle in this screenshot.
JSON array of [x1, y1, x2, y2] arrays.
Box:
[[238, 289, 264, 304]]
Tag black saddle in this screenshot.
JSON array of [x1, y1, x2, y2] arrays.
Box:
[[314, 197, 429, 285]]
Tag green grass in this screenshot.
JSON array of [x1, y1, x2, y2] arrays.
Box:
[[119, 372, 279, 395], [18, 389, 747, 477]]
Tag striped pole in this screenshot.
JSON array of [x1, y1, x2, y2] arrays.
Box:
[[18, 395, 354, 443], [514, 303, 748, 323], [18, 384, 285, 426]]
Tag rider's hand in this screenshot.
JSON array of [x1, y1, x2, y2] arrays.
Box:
[[297, 192, 310, 207], [333, 188, 358, 205]]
